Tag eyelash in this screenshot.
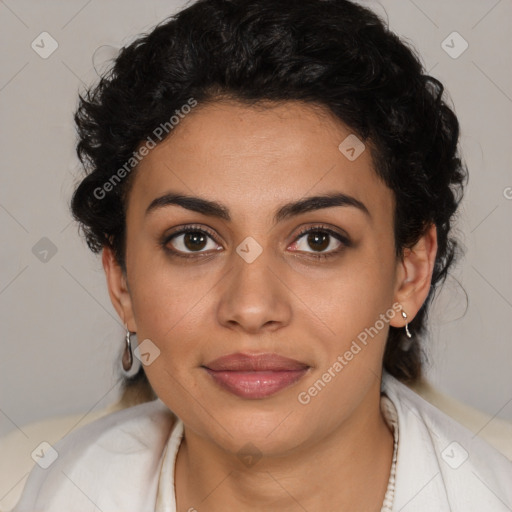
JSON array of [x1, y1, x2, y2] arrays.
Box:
[[161, 224, 351, 260]]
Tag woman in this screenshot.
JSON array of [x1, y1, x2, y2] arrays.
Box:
[[13, 0, 512, 510]]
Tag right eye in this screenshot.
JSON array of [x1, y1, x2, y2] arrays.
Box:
[[162, 225, 223, 258]]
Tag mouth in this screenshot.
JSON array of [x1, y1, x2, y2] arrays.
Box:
[[202, 352, 310, 399]]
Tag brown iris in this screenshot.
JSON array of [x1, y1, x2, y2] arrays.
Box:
[[184, 231, 208, 251], [307, 231, 329, 252]]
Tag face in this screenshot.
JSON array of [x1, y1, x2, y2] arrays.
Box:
[[105, 100, 428, 456]]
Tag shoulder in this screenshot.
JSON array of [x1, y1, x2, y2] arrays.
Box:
[[382, 373, 512, 511], [13, 399, 177, 512]]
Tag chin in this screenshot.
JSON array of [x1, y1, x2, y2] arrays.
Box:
[[191, 397, 317, 456]]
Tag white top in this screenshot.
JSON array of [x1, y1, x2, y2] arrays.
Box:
[[12, 372, 512, 511]]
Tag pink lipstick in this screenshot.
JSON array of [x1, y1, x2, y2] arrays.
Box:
[[202, 352, 310, 399]]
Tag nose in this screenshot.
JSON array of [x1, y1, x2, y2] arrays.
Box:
[[216, 249, 292, 335]]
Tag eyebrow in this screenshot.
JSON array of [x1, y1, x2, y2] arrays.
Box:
[[145, 191, 370, 224]]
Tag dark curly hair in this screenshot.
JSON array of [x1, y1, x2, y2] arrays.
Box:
[[70, 0, 467, 393]]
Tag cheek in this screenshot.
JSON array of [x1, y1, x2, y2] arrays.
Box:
[[128, 264, 207, 405], [127, 256, 213, 362], [313, 247, 397, 369], [128, 235, 218, 325]]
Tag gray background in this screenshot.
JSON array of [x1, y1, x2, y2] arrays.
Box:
[[1, 0, 511, 445]]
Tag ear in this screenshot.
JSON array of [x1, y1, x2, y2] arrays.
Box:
[[102, 246, 137, 332], [389, 223, 438, 328]]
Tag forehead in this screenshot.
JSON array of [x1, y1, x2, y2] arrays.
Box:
[[127, 100, 392, 222]]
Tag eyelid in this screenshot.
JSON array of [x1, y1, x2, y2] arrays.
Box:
[[164, 223, 220, 242]]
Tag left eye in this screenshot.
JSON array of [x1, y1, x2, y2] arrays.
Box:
[[290, 228, 346, 254]]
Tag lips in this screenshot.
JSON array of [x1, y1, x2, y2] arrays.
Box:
[[202, 353, 310, 399], [204, 353, 309, 372]]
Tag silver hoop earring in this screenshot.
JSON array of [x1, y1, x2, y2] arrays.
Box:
[[122, 324, 141, 377]]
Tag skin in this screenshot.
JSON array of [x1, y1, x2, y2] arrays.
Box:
[[103, 100, 437, 511]]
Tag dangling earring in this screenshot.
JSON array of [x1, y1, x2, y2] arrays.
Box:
[[401, 310, 412, 339], [400, 310, 413, 351], [122, 324, 141, 377]]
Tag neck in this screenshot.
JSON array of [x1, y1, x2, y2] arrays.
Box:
[[175, 385, 394, 512]]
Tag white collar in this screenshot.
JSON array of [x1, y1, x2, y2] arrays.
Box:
[[13, 373, 512, 512]]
